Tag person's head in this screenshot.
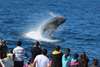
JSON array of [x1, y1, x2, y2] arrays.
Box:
[[80, 52, 87, 59], [42, 48, 48, 55], [16, 41, 22, 46], [0, 40, 8, 59], [55, 45, 61, 51], [64, 48, 70, 58], [73, 53, 79, 59], [34, 41, 40, 47], [65, 48, 70, 54], [93, 58, 98, 66], [0, 40, 3, 47], [0, 40, 6, 47], [2, 40, 6, 46]]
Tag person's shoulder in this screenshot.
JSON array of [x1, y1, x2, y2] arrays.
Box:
[[42, 55, 49, 60], [17, 46, 24, 50], [36, 54, 42, 57], [13, 47, 17, 51], [34, 55, 41, 61], [20, 46, 24, 49], [36, 54, 46, 59], [62, 54, 65, 57], [13, 46, 24, 51], [35, 54, 41, 59]]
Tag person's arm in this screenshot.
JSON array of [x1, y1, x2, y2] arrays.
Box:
[[28, 60, 36, 67], [47, 59, 51, 67], [47, 62, 51, 67], [32, 61, 36, 67], [0, 63, 2, 67], [12, 49, 15, 61], [0, 60, 5, 67], [31, 56, 38, 67]]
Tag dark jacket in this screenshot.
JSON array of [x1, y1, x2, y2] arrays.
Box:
[[51, 50, 63, 67]]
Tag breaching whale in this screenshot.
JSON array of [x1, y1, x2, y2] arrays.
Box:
[[25, 16, 65, 42]]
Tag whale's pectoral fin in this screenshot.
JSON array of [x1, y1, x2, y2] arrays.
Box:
[[41, 16, 65, 38]]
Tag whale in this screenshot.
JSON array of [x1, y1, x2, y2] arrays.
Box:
[[25, 16, 65, 42]]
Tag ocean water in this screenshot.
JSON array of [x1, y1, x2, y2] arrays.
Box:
[[0, 0, 100, 62]]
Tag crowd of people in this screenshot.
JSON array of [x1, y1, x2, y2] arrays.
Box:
[[0, 39, 99, 67]]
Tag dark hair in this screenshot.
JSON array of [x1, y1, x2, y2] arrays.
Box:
[[55, 45, 61, 51], [73, 53, 79, 59], [65, 48, 70, 54], [93, 58, 98, 65], [81, 52, 87, 58], [35, 41, 40, 47], [17, 41, 22, 46], [0, 40, 7, 47], [64, 48, 70, 58], [42, 48, 47, 55]]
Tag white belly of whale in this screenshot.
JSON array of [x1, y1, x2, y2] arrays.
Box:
[[25, 31, 59, 42]]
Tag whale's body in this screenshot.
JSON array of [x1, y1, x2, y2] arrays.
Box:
[[25, 16, 65, 42]]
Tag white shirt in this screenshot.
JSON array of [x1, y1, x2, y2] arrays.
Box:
[[34, 54, 50, 67], [13, 46, 25, 61]]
